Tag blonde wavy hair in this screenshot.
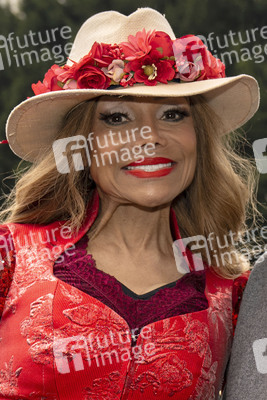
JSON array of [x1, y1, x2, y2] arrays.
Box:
[[0, 94, 262, 278]]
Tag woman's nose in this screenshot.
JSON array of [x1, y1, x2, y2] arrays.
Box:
[[133, 114, 168, 148]]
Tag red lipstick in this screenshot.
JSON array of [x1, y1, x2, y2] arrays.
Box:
[[125, 157, 174, 166], [122, 157, 176, 178]]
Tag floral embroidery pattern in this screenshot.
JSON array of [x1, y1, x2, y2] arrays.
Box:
[[183, 317, 209, 357], [207, 286, 232, 340], [1, 244, 57, 318], [60, 302, 128, 339], [60, 284, 83, 304], [20, 293, 55, 365], [125, 294, 232, 400], [15, 246, 56, 296], [56, 302, 131, 363], [129, 356, 192, 396], [83, 371, 121, 400], [189, 361, 218, 400], [178, 315, 218, 400], [20, 291, 130, 371], [126, 318, 205, 396], [0, 356, 22, 397]]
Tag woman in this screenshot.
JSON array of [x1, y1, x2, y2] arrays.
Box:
[[0, 7, 261, 400]]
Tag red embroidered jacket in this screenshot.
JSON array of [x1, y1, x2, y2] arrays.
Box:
[[0, 190, 249, 400]]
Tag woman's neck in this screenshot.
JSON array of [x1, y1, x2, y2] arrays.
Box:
[[87, 191, 174, 257]]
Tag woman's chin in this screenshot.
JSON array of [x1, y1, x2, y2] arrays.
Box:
[[126, 190, 179, 209]]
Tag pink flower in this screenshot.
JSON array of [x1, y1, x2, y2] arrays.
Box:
[[63, 79, 78, 90], [173, 35, 225, 81], [102, 59, 125, 82], [174, 62, 201, 82], [31, 64, 65, 95], [120, 28, 155, 61]]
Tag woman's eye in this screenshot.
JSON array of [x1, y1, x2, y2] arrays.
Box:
[[99, 112, 130, 125], [161, 108, 189, 122]]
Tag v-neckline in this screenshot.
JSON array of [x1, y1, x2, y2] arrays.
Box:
[[77, 229, 192, 299], [119, 279, 180, 299]]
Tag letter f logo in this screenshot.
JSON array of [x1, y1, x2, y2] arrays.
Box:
[[0, 35, 11, 70]]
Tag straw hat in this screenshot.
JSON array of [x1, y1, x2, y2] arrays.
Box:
[[5, 7, 260, 162]]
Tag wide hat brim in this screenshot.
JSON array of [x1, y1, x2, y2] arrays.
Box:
[[6, 73, 259, 162]]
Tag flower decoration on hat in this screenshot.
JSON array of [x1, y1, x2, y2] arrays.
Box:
[[31, 30, 225, 95]]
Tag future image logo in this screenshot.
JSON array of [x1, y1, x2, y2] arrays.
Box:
[[0, 27, 72, 70], [172, 235, 210, 273], [52, 135, 91, 174], [252, 338, 267, 374], [253, 138, 267, 173], [52, 126, 156, 173]]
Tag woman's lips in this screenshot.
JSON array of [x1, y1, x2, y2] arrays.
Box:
[[122, 157, 176, 178], [124, 157, 175, 167]]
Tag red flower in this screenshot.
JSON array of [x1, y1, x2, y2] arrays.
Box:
[[173, 35, 225, 81], [150, 31, 174, 58], [89, 41, 123, 67], [76, 65, 111, 89], [66, 55, 111, 89], [31, 64, 64, 95], [56, 64, 73, 83], [125, 50, 175, 86], [203, 50, 225, 79], [120, 72, 136, 87]]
